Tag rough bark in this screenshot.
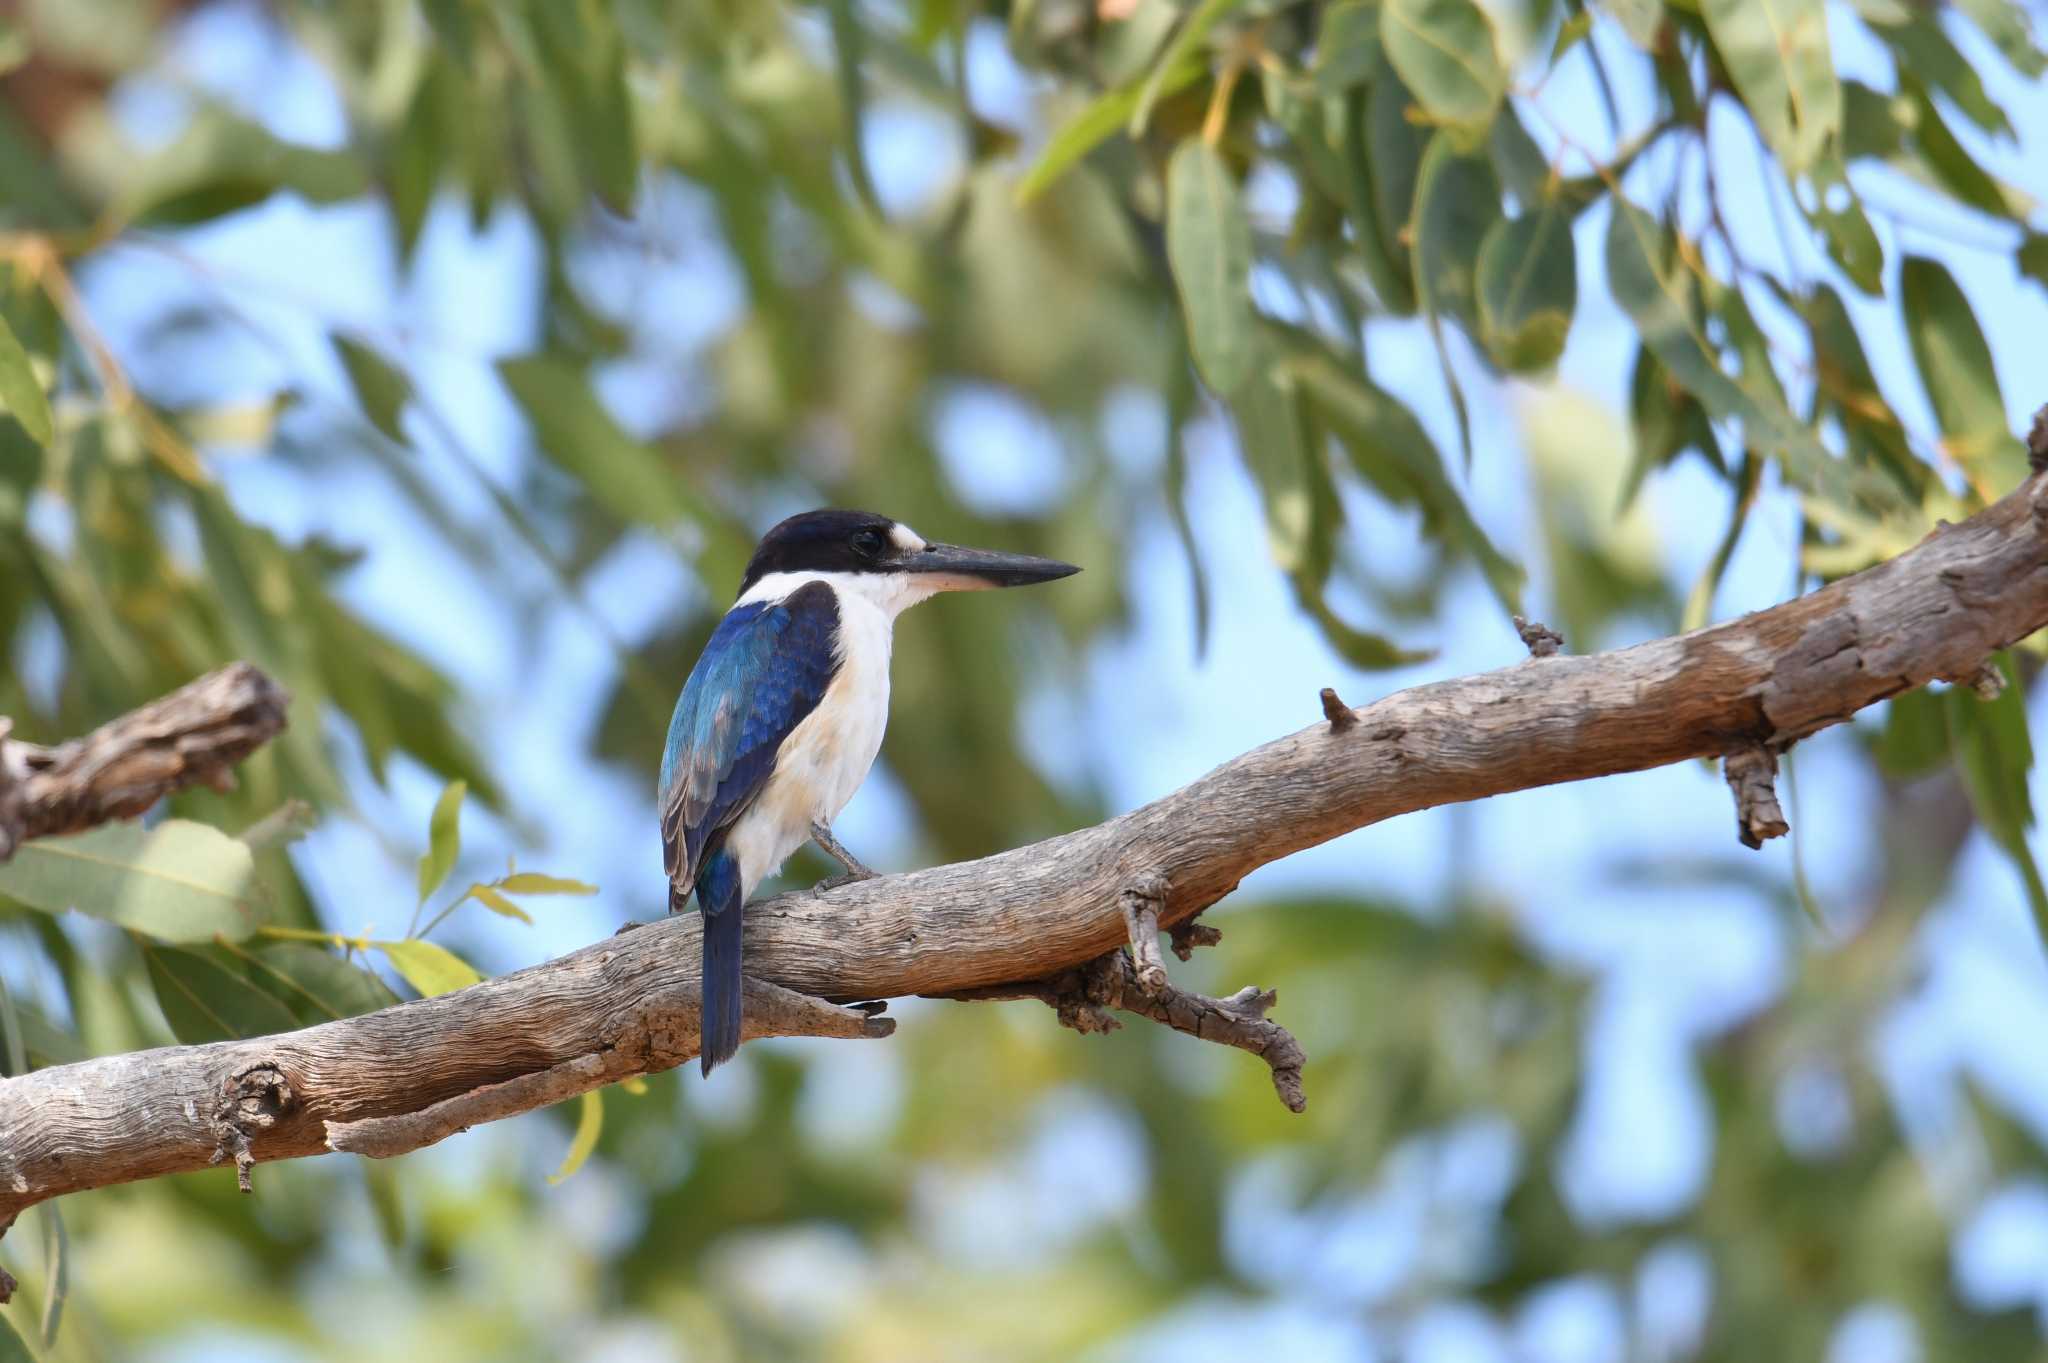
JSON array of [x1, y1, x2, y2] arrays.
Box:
[[0, 662, 290, 861], [4, 470, 2048, 1250]]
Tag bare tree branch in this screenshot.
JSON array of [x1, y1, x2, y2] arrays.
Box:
[[0, 662, 290, 861], [5, 471, 2048, 1250]]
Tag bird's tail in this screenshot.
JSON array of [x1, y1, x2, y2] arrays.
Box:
[[695, 850, 745, 1075]]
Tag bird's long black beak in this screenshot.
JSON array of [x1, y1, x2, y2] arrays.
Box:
[[906, 542, 1081, 590]]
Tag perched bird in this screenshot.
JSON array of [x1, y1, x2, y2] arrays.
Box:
[[660, 509, 1079, 1074]]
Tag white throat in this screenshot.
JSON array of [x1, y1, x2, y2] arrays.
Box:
[[734, 570, 947, 621]]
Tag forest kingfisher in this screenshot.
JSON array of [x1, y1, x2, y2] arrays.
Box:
[[659, 509, 1080, 1074]]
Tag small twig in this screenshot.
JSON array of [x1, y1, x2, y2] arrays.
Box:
[[2029, 404, 2048, 476], [939, 951, 1307, 1112], [1513, 616, 1565, 658], [1119, 871, 1170, 996], [1723, 744, 1790, 850], [1320, 687, 1359, 732], [1962, 661, 2008, 701], [1169, 914, 1221, 960]]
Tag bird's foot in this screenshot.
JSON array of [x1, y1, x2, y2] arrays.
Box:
[[810, 820, 878, 886]]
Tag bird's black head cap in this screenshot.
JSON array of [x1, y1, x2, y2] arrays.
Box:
[[737, 508, 1081, 599]]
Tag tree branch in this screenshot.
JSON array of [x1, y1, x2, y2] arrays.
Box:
[[5, 470, 2048, 1246], [0, 662, 290, 861]]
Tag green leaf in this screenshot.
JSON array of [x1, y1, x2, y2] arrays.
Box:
[[1595, 0, 1664, 49], [121, 108, 369, 225], [1165, 140, 1257, 396], [34, 1203, 64, 1351], [239, 942, 400, 1025], [0, 821, 261, 942], [1016, 53, 1206, 203], [1870, 14, 2011, 137], [468, 883, 532, 924], [0, 313, 51, 447], [1947, 656, 2048, 939], [1623, 346, 1722, 508], [1899, 256, 2026, 493], [497, 356, 702, 530], [1233, 358, 1318, 576], [1603, 196, 1889, 510], [548, 1089, 604, 1184], [1951, 0, 2046, 78], [239, 799, 318, 851], [379, 938, 483, 997], [1700, 0, 1839, 174], [1801, 154, 1883, 294], [1803, 284, 1927, 497], [1338, 85, 1418, 312], [2023, 233, 2048, 292], [1314, 1, 1387, 94], [1411, 132, 1501, 332], [1550, 11, 1593, 64], [144, 945, 300, 1044], [1130, 0, 1247, 136], [1379, 0, 1506, 135], [333, 335, 413, 445], [1285, 348, 1523, 612], [1475, 201, 1575, 370], [0, 1310, 40, 1363], [416, 778, 466, 907], [498, 872, 599, 896]]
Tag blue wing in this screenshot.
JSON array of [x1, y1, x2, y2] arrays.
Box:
[[659, 579, 841, 901]]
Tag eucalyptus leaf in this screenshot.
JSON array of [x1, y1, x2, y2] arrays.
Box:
[[1165, 140, 1257, 396], [1700, 0, 1839, 174], [0, 821, 261, 942], [416, 778, 466, 907], [0, 313, 51, 447], [1379, 0, 1505, 135], [144, 944, 300, 1044], [379, 938, 484, 997]]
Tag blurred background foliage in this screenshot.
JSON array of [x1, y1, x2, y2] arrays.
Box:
[[1, 0, 2048, 1358]]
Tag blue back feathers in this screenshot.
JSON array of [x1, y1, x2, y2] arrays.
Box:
[[659, 579, 841, 896]]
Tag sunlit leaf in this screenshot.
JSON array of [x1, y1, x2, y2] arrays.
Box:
[[1379, 0, 1505, 136], [548, 1089, 604, 1184], [498, 873, 599, 896], [0, 312, 51, 447], [468, 883, 532, 924], [416, 778, 466, 907], [120, 108, 369, 225], [1946, 656, 2048, 938], [0, 821, 261, 942], [1165, 140, 1256, 396], [1700, 0, 1838, 174], [379, 938, 484, 997]]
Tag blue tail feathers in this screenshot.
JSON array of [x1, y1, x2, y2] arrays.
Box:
[[696, 849, 745, 1075]]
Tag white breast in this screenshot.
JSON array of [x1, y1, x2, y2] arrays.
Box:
[[723, 571, 931, 896]]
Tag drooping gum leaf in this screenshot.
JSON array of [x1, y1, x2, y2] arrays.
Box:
[[1015, 53, 1207, 204], [468, 884, 533, 923], [334, 335, 413, 445], [1129, 0, 1247, 136], [1899, 255, 2026, 493], [0, 821, 261, 942], [1476, 201, 1576, 371], [1700, 0, 1839, 174], [1165, 139, 1257, 396], [548, 1089, 604, 1184], [0, 313, 51, 447]]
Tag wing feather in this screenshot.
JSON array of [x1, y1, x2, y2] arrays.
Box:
[[658, 581, 841, 897]]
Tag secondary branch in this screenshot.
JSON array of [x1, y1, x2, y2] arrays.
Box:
[[4, 469, 2048, 1247]]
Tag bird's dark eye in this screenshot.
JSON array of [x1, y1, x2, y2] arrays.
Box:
[[851, 528, 887, 558]]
